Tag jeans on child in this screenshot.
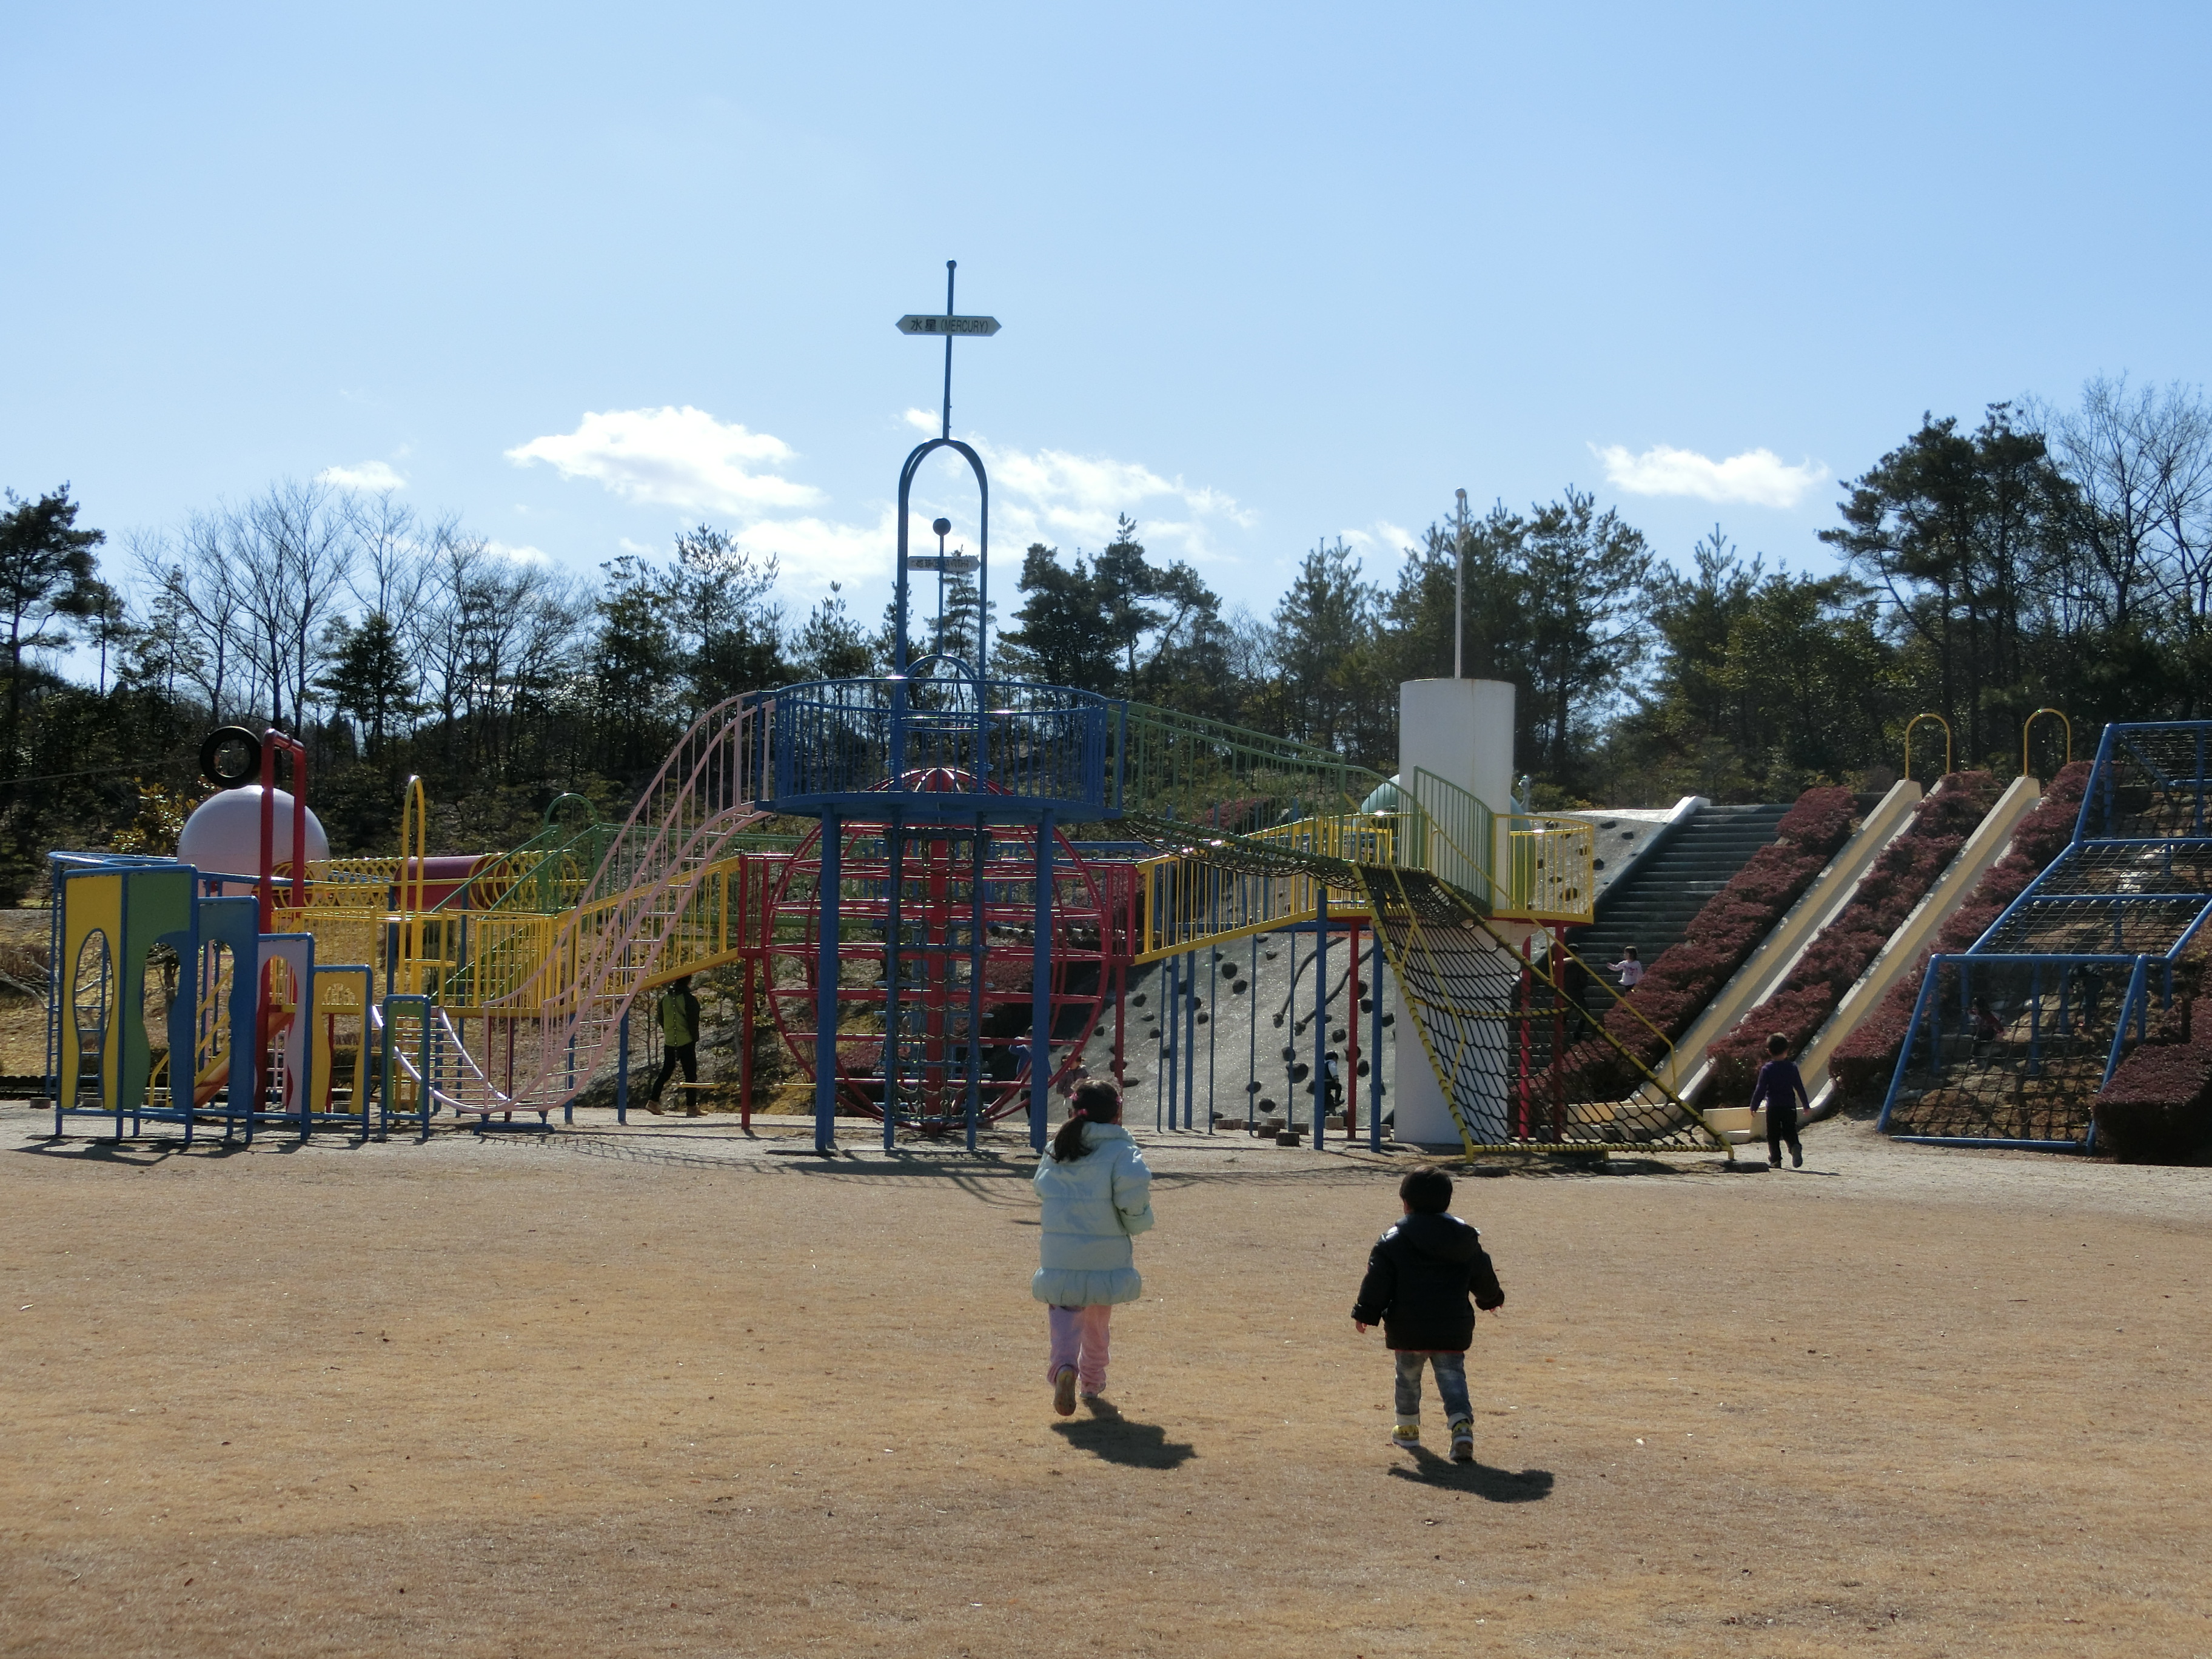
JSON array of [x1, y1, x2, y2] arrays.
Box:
[[1395, 1350, 1471, 1424], [1047, 1304, 1111, 1395]]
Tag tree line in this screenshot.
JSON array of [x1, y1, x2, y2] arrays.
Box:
[[2, 373, 2207, 899]]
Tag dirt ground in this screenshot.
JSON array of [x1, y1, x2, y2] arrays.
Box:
[[2, 1108, 2208, 1658]]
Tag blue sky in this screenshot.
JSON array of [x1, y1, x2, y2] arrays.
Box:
[[7, 2, 2211, 634]]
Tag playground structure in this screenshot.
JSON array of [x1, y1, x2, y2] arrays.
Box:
[[56, 679, 2196, 1166], [1879, 720, 2212, 1150], [50, 670, 1734, 1156], [45, 271, 1740, 1160]]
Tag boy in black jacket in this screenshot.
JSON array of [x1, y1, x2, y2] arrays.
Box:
[[1351, 1167, 1504, 1461]]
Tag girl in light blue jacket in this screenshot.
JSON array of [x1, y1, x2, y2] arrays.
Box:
[[1032, 1081, 1154, 1416]]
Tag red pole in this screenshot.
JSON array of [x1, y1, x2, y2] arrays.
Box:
[[291, 743, 308, 910], [1517, 934, 1532, 1141], [258, 734, 277, 933]]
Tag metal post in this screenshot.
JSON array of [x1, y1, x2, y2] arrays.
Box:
[[1336, 924, 1353, 1141], [1312, 892, 1330, 1149], [1286, 927, 1298, 1131], [1247, 933, 1258, 1131], [1453, 488, 1467, 679], [1162, 952, 1177, 1130], [884, 816, 904, 1152], [616, 1009, 629, 1125], [1182, 950, 1197, 1130], [1029, 811, 1055, 1151], [1207, 948, 1218, 1134], [1370, 936, 1384, 1151], [2028, 964, 2042, 1077], [967, 815, 986, 1154], [941, 260, 956, 439], [816, 811, 843, 1153]]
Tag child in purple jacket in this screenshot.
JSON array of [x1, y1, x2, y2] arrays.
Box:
[[1749, 1032, 1808, 1168]]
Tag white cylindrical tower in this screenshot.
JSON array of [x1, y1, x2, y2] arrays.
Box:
[[1390, 677, 1518, 1148]]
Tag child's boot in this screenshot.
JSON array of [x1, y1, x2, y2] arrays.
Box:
[[1391, 1416, 1420, 1449], [1053, 1366, 1078, 1418], [1449, 1418, 1475, 1463]]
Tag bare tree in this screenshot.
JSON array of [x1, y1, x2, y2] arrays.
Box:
[[249, 479, 353, 730], [2037, 375, 2212, 633], [342, 489, 433, 621], [130, 515, 246, 721]]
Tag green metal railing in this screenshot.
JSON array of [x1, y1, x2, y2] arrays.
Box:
[[1112, 702, 1387, 826]]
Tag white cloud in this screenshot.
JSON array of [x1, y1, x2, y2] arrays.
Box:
[[1594, 443, 1828, 509], [959, 437, 1254, 566], [1338, 520, 1418, 561], [318, 459, 406, 491], [508, 400, 1256, 594], [728, 511, 899, 589], [507, 406, 821, 514], [875, 415, 1256, 569], [485, 540, 550, 564]]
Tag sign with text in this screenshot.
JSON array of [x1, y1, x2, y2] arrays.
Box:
[[897, 314, 1000, 337]]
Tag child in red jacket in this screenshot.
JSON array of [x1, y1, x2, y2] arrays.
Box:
[[1351, 1168, 1504, 1462]]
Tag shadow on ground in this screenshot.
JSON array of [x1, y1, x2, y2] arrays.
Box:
[[1386, 1446, 1554, 1501], [1050, 1400, 1198, 1469]]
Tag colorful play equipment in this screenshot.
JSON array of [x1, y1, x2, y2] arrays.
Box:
[[1880, 720, 2212, 1150], [47, 275, 1732, 1158]]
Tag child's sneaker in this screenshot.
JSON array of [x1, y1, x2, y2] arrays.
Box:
[[1390, 1421, 1420, 1448], [1449, 1420, 1475, 1463], [1053, 1366, 1078, 1417]]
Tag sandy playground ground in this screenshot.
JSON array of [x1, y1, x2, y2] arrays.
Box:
[[2, 1106, 2208, 1658]]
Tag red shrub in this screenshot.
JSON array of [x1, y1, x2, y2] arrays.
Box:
[[1829, 762, 2093, 1098], [1704, 773, 2003, 1097], [1546, 784, 1858, 1098], [2095, 989, 2212, 1162]]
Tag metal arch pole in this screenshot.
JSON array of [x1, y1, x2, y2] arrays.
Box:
[[883, 813, 905, 1152], [1029, 811, 1055, 1152], [815, 811, 843, 1154], [1312, 890, 1330, 1150], [895, 437, 992, 680], [616, 1009, 629, 1125]]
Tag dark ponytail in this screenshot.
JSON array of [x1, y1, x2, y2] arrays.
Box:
[[1051, 1081, 1122, 1162]]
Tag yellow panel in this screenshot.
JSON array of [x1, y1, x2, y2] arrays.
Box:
[[59, 875, 124, 1113]]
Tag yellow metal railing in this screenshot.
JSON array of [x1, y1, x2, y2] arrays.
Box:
[[1131, 785, 1595, 961], [1507, 819, 1595, 922]]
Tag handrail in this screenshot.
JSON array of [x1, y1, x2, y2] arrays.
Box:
[[2022, 708, 2072, 779], [1905, 712, 1952, 785]]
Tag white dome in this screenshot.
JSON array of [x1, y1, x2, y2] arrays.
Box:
[[176, 786, 331, 894]]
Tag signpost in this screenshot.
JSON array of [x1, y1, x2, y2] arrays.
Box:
[[890, 261, 999, 678]]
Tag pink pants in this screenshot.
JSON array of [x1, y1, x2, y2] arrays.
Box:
[[1046, 1304, 1111, 1395]]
